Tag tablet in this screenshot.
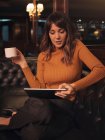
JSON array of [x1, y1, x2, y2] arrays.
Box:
[[24, 88, 66, 99]]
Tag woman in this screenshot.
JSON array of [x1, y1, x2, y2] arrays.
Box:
[[0, 12, 105, 140]]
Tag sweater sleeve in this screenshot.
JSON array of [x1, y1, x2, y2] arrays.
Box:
[[72, 41, 105, 91], [22, 53, 46, 88], [22, 66, 40, 88]]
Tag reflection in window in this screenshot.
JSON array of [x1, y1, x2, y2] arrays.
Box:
[[37, 20, 46, 43], [75, 19, 105, 44], [2, 25, 9, 41]]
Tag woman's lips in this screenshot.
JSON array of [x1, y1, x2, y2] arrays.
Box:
[[55, 41, 62, 44]]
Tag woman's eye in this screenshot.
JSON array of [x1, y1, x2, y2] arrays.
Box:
[[59, 30, 65, 33], [49, 29, 65, 34], [49, 31, 55, 34]]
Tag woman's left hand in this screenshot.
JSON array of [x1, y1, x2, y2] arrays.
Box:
[[55, 83, 76, 101]]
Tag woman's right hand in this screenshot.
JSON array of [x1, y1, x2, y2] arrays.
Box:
[[12, 49, 28, 68], [55, 83, 76, 101]]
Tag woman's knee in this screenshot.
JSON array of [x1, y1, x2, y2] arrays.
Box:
[[22, 98, 53, 124]]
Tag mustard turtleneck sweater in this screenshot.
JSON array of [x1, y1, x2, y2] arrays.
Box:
[[22, 40, 105, 91]]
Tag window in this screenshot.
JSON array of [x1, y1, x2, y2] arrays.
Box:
[[2, 25, 9, 41]]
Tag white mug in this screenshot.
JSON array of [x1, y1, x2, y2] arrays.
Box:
[[4, 47, 17, 58]]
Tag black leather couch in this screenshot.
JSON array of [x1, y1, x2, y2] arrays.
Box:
[[0, 58, 105, 140], [0, 58, 37, 110]]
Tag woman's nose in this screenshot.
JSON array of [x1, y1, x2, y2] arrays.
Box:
[[55, 32, 60, 39]]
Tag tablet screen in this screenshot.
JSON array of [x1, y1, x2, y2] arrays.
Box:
[[24, 88, 66, 99]]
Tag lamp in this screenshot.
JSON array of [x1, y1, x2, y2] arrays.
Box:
[[26, 3, 34, 18], [26, 1, 44, 47], [26, 2, 44, 18], [37, 3, 44, 16]]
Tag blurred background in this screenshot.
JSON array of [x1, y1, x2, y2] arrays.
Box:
[[0, 0, 105, 64]]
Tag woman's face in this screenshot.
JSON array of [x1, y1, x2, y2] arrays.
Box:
[[49, 23, 67, 49]]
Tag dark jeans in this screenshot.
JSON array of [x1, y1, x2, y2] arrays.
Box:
[[0, 98, 74, 140], [0, 98, 102, 140]]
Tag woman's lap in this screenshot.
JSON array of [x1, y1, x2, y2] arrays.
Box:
[[8, 98, 52, 129], [1, 97, 97, 140]]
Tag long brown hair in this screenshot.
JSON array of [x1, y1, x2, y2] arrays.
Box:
[[40, 12, 77, 64]]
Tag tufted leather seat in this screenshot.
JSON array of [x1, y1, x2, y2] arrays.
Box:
[[0, 58, 37, 110], [73, 77, 105, 138], [0, 58, 36, 87]]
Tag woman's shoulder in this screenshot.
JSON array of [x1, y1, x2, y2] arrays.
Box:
[[38, 51, 47, 61], [75, 39, 87, 51]]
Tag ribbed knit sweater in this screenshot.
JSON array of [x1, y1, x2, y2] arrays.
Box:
[[22, 40, 105, 91]]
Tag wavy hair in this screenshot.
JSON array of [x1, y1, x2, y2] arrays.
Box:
[[40, 12, 77, 64]]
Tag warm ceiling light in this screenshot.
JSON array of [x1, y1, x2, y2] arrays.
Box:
[[26, 3, 35, 17], [26, 3, 44, 18], [37, 3, 44, 16]]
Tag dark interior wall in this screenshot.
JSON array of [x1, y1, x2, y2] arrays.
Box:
[[69, 0, 105, 20], [0, 0, 105, 19]]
